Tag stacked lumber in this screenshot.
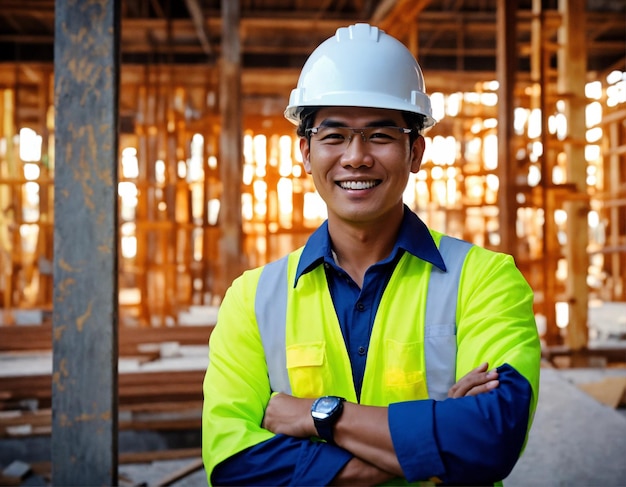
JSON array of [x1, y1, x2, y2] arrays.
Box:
[[0, 323, 214, 355], [0, 324, 213, 438]]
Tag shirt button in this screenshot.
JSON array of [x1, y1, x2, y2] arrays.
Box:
[[356, 302, 365, 311], [358, 346, 366, 355]]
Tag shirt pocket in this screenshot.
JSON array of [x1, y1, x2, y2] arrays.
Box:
[[286, 341, 329, 398], [424, 323, 457, 401], [383, 338, 428, 402]]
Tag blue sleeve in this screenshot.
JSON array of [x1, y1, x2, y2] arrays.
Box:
[[389, 364, 532, 485], [211, 434, 352, 486]]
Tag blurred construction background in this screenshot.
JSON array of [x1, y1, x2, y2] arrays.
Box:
[[0, 0, 625, 485]]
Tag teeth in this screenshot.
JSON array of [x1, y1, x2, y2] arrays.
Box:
[[339, 180, 378, 190]]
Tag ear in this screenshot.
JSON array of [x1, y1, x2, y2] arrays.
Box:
[[300, 137, 312, 174], [410, 135, 425, 174]]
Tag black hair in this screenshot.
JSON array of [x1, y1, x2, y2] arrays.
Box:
[[296, 108, 318, 139], [400, 111, 427, 145]]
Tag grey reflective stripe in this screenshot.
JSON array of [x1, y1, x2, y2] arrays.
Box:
[[255, 236, 473, 399], [425, 236, 473, 400], [255, 255, 292, 394]]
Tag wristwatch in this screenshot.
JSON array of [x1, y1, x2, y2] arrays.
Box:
[[311, 395, 346, 443]]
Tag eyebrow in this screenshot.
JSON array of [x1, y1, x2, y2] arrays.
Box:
[[317, 118, 401, 128]]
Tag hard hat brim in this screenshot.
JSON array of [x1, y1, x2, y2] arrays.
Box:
[[284, 89, 437, 129]]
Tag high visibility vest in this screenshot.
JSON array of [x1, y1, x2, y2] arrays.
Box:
[[255, 235, 473, 403], [203, 230, 540, 486]]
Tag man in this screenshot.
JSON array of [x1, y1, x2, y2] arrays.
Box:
[[203, 23, 540, 486]]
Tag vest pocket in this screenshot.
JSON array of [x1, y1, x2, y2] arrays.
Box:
[[286, 341, 328, 398], [384, 339, 428, 401]]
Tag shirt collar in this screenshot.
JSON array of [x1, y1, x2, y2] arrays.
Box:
[[294, 206, 446, 287]]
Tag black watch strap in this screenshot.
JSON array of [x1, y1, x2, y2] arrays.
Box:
[[311, 396, 345, 444], [314, 420, 336, 443]]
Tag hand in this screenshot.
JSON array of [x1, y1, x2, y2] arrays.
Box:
[[262, 393, 316, 437], [447, 362, 499, 398]]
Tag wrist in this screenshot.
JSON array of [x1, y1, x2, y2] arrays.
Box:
[[311, 395, 346, 443]]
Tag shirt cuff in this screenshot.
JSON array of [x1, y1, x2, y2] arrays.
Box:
[[292, 440, 353, 486], [389, 399, 445, 482]]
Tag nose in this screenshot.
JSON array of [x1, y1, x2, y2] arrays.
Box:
[[347, 129, 368, 144], [341, 131, 374, 168]]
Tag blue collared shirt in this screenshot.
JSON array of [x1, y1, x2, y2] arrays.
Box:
[[212, 207, 531, 486]]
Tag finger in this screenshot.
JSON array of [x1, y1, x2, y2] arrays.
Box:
[[447, 363, 488, 396], [448, 367, 499, 398], [261, 392, 282, 429], [458, 373, 499, 396], [464, 379, 499, 396], [473, 362, 489, 373], [449, 377, 499, 399]]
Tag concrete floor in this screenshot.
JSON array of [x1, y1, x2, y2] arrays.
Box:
[[504, 367, 626, 486]]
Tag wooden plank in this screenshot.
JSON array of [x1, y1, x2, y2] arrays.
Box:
[[153, 457, 204, 487], [119, 447, 201, 464], [1, 370, 205, 406], [0, 369, 205, 438], [27, 448, 203, 482], [0, 402, 203, 438], [0, 324, 214, 352]]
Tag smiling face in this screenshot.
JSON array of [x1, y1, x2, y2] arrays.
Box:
[[301, 106, 425, 227]]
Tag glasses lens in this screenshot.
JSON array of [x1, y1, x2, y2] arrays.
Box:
[[362, 127, 407, 143], [310, 127, 408, 147], [312, 127, 351, 145]]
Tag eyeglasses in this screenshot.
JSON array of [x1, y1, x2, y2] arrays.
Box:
[[305, 126, 412, 148]]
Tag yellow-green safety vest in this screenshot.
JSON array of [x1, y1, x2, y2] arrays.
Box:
[[202, 230, 540, 485], [256, 235, 472, 402]]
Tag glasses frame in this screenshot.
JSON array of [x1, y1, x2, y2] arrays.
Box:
[[305, 126, 413, 146]]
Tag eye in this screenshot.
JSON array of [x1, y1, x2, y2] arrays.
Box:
[[367, 128, 397, 143], [318, 127, 348, 143]]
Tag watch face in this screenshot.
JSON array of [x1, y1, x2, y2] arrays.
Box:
[[312, 396, 341, 420]]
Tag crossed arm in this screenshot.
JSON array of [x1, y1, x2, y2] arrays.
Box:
[[262, 363, 500, 485]]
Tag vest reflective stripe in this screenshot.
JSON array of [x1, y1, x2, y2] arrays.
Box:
[[255, 235, 473, 399], [424, 236, 473, 400], [255, 255, 292, 394]]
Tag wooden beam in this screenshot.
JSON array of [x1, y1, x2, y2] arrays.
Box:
[[376, 0, 431, 39], [370, 0, 399, 25], [496, 0, 518, 256], [558, 0, 589, 352], [218, 0, 245, 296], [533, 0, 560, 345], [51, 0, 120, 484], [607, 122, 625, 300], [183, 0, 213, 57]]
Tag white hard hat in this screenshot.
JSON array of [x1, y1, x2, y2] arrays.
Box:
[[284, 23, 436, 128]]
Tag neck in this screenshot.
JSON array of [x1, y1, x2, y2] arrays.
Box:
[[327, 207, 404, 286]]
